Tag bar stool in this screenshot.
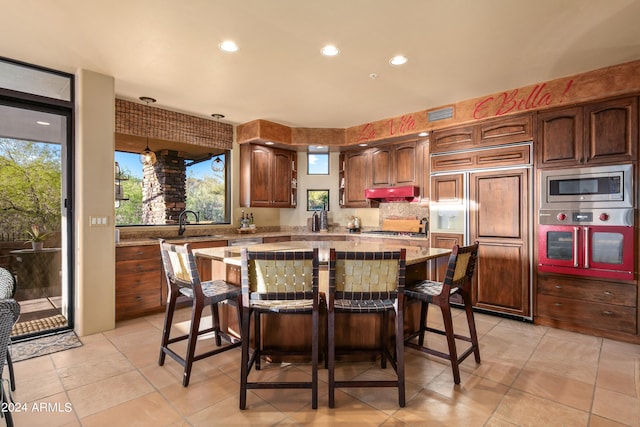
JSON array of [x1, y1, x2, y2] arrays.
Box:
[[158, 239, 242, 387], [327, 249, 406, 408], [239, 248, 320, 410], [404, 241, 481, 384]]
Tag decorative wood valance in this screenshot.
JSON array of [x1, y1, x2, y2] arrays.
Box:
[[115, 99, 233, 150]]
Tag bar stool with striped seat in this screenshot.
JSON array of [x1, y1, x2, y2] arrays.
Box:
[[327, 249, 406, 408], [158, 239, 242, 387], [404, 241, 480, 384], [239, 248, 320, 410]]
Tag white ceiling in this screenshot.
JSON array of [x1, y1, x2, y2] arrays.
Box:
[[2, 0, 640, 129]]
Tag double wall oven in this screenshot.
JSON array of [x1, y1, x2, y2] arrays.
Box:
[[538, 164, 635, 280]]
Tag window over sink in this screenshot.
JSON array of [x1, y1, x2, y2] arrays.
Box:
[[115, 150, 230, 226]]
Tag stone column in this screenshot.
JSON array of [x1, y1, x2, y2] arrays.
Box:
[[141, 150, 186, 224]]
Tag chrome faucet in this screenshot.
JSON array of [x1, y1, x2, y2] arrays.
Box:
[[178, 210, 199, 236]]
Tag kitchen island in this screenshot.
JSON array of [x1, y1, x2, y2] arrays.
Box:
[[193, 240, 451, 362]]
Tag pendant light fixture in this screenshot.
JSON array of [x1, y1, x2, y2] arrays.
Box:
[[211, 113, 226, 172], [139, 96, 157, 165]]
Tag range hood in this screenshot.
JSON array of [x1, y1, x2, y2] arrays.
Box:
[[364, 186, 420, 202]]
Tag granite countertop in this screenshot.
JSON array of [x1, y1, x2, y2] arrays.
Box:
[[193, 240, 450, 266], [115, 230, 431, 247]]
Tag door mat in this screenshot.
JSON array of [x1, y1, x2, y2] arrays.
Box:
[[11, 314, 68, 336], [10, 330, 82, 362]]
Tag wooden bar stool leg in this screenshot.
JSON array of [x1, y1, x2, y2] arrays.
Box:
[[183, 299, 204, 387], [440, 303, 460, 384], [211, 302, 222, 346], [417, 301, 428, 346], [159, 293, 177, 366], [239, 307, 252, 410], [462, 291, 481, 363], [328, 308, 336, 408], [254, 312, 261, 370], [380, 311, 388, 369]]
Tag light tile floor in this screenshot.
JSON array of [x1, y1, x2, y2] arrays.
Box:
[[7, 306, 640, 426]]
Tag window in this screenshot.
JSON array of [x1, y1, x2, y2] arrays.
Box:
[[307, 189, 329, 211], [308, 153, 329, 175], [114, 151, 230, 226]]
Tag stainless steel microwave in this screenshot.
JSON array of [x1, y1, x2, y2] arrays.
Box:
[[540, 164, 633, 209]]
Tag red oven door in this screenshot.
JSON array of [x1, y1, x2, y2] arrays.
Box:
[[539, 224, 634, 280], [584, 225, 634, 280], [538, 225, 582, 271]]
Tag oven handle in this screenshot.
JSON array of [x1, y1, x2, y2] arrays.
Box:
[[573, 227, 579, 268], [583, 227, 589, 269]]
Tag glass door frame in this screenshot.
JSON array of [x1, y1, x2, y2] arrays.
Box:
[[0, 58, 75, 339]]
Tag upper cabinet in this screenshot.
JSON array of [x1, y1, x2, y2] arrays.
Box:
[[370, 141, 418, 187], [431, 114, 534, 154], [537, 96, 638, 168], [240, 144, 296, 208], [339, 149, 371, 208]]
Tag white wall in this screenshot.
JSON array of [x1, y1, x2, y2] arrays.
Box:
[[74, 69, 116, 336], [279, 152, 379, 230]]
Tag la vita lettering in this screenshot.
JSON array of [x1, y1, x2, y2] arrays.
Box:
[[473, 80, 574, 119]]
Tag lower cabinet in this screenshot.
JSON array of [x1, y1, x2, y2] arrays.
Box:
[[536, 274, 637, 336], [115, 245, 163, 321], [115, 240, 227, 320]]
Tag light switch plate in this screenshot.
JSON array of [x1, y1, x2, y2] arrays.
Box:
[[89, 216, 109, 226]]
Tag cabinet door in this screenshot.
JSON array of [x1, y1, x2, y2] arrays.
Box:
[[249, 145, 273, 207], [469, 168, 530, 317], [584, 96, 638, 164], [431, 174, 464, 204], [271, 148, 293, 207], [478, 114, 534, 146], [393, 141, 418, 186], [370, 146, 393, 187], [343, 150, 371, 207], [431, 125, 476, 153], [537, 106, 583, 167]]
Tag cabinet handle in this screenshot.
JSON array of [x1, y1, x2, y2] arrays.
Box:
[[602, 310, 614, 316], [554, 303, 562, 307], [603, 290, 613, 296], [554, 285, 562, 289]]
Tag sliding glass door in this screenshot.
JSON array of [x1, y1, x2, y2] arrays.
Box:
[[0, 58, 73, 340]]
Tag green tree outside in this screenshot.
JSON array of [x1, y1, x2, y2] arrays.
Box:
[[0, 138, 61, 239]]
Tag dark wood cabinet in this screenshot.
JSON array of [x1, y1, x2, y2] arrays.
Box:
[[431, 174, 464, 204], [240, 144, 295, 208], [340, 149, 371, 208], [431, 144, 531, 173], [370, 141, 418, 187], [431, 113, 534, 154], [536, 275, 637, 335], [537, 97, 638, 167], [469, 168, 531, 317], [115, 245, 162, 320]]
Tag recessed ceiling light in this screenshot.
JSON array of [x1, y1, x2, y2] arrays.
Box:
[[36, 121, 50, 126], [211, 113, 225, 119], [264, 141, 275, 145], [389, 55, 408, 66], [321, 45, 340, 56], [369, 73, 378, 79], [219, 40, 239, 53], [418, 132, 429, 137]]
